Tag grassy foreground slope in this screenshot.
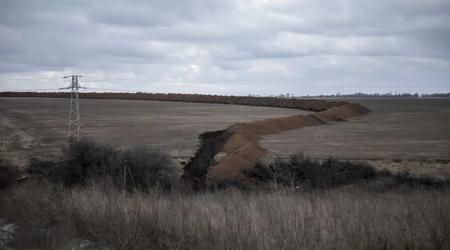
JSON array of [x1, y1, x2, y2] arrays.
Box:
[[1, 139, 450, 250]]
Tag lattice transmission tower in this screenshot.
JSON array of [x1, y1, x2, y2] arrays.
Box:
[[60, 75, 84, 143]]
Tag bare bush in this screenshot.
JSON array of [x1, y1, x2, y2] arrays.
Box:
[[243, 155, 450, 190], [62, 139, 122, 186], [0, 159, 19, 189], [26, 139, 178, 191], [121, 145, 178, 190], [245, 154, 378, 189]]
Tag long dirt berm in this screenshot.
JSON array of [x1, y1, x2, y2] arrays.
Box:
[[183, 102, 371, 188]]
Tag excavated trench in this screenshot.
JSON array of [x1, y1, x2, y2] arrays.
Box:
[[182, 130, 231, 189], [183, 102, 371, 188]]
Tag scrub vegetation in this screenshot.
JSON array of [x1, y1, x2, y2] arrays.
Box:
[[1, 139, 450, 249]]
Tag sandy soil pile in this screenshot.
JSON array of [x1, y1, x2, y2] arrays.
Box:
[[311, 103, 372, 122], [207, 103, 371, 181]]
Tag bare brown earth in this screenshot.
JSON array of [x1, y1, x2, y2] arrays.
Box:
[[261, 98, 450, 161], [260, 98, 450, 180], [1, 96, 449, 181], [0, 97, 303, 167]]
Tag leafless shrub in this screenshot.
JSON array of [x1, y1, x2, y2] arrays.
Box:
[[27, 139, 178, 191], [121, 145, 178, 191], [0, 158, 19, 189], [245, 155, 378, 189], [244, 155, 450, 190]]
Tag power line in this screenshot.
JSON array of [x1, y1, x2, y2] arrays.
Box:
[[60, 75, 84, 143]]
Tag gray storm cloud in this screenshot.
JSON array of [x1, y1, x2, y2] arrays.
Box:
[[0, 0, 449, 95]]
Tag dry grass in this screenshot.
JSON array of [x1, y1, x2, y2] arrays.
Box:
[[371, 160, 450, 181], [1, 181, 449, 249]]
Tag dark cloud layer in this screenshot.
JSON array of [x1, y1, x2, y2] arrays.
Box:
[[0, 0, 449, 95]]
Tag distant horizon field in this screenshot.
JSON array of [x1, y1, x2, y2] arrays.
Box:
[[0, 97, 303, 167], [262, 98, 450, 161]]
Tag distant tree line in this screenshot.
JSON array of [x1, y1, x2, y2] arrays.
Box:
[[420, 93, 450, 98], [0, 91, 347, 111], [297, 92, 450, 98]]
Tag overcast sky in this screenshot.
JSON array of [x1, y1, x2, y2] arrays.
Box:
[[0, 0, 449, 95]]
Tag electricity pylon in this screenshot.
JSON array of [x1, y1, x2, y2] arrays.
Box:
[[60, 75, 84, 143]]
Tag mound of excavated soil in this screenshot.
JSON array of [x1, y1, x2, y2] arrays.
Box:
[[311, 103, 372, 122], [205, 103, 371, 181]]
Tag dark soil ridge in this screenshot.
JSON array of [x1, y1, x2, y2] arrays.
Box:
[[183, 103, 371, 187], [0, 92, 346, 111]]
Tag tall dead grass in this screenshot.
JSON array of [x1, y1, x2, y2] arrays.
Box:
[[1, 181, 449, 249]]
